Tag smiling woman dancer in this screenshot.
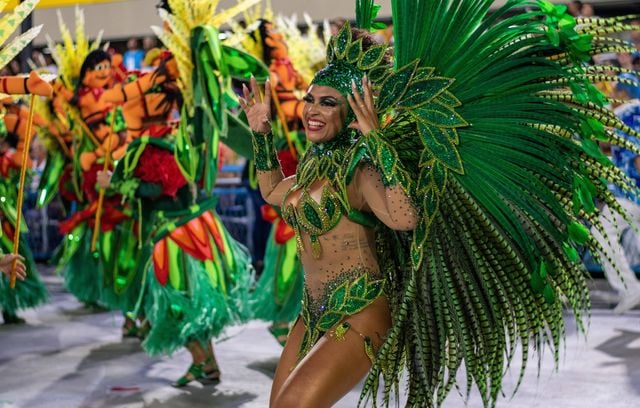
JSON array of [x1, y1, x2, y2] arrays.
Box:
[[239, 0, 640, 407]]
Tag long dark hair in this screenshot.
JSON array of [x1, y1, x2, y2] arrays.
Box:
[[250, 19, 274, 65], [72, 49, 111, 105], [78, 49, 111, 87]]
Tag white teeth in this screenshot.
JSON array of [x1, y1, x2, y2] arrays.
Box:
[[308, 120, 324, 127]]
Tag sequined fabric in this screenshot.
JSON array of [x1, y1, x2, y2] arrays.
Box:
[[298, 267, 385, 359]]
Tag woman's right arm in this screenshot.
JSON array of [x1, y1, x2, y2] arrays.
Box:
[[257, 168, 295, 206], [240, 76, 293, 205]]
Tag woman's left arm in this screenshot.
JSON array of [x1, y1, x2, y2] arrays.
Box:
[[347, 76, 417, 230], [356, 164, 418, 231]]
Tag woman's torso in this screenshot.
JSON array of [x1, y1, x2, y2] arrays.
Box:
[[282, 177, 381, 302]]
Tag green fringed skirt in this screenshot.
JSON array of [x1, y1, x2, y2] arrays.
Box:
[[141, 209, 254, 356], [58, 224, 102, 305], [0, 234, 48, 314], [98, 219, 145, 315]]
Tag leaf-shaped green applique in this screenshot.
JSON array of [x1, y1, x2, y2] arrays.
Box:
[[416, 101, 468, 128], [419, 122, 464, 174], [411, 240, 424, 269], [358, 44, 387, 70], [377, 60, 419, 110], [326, 41, 336, 63], [431, 161, 447, 192], [329, 282, 348, 310], [350, 277, 367, 298], [398, 78, 453, 109], [343, 299, 370, 312], [325, 195, 336, 219], [437, 90, 462, 108], [423, 188, 440, 218], [303, 201, 323, 230], [344, 145, 370, 185], [442, 128, 459, 145], [347, 38, 363, 64], [368, 65, 389, 83], [413, 66, 436, 80], [378, 143, 398, 176], [334, 23, 352, 59], [365, 281, 383, 298], [419, 148, 435, 168], [417, 168, 433, 193], [413, 219, 429, 248], [318, 312, 345, 331]]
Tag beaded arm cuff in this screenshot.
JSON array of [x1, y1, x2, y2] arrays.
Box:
[[252, 131, 279, 171]]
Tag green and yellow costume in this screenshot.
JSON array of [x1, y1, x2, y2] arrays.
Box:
[[114, 0, 269, 354], [251, 0, 640, 406]]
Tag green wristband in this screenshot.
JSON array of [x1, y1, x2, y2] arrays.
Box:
[[252, 131, 279, 171]]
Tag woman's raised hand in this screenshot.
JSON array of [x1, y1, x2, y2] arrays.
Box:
[[347, 75, 379, 136], [238, 76, 272, 134]]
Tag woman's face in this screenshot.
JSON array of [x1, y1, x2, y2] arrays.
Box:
[[302, 85, 348, 144], [83, 59, 112, 88]]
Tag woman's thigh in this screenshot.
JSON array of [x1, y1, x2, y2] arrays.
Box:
[[271, 297, 392, 408], [270, 318, 306, 406]]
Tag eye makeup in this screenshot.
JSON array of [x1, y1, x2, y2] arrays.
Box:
[[303, 94, 342, 108]]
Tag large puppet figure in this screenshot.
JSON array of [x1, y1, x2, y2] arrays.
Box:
[[52, 9, 172, 326], [99, 0, 268, 386], [239, 1, 640, 407], [51, 14, 124, 312], [0, 0, 54, 324]]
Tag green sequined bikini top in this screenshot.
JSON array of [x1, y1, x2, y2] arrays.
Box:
[[282, 133, 376, 258]]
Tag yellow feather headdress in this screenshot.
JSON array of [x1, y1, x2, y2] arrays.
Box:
[[151, 0, 260, 111], [46, 7, 103, 90]]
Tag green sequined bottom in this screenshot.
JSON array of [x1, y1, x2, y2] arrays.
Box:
[[298, 267, 385, 360]]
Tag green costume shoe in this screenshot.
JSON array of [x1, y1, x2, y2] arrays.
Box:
[[172, 360, 221, 387]]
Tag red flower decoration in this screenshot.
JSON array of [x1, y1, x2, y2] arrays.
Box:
[[134, 144, 187, 198]]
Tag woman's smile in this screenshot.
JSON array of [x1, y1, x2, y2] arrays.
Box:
[[302, 85, 347, 143]]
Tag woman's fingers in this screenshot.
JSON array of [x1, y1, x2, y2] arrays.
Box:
[[264, 79, 271, 109], [347, 94, 363, 120], [351, 80, 365, 111], [242, 83, 253, 105], [250, 76, 262, 103], [238, 96, 248, 112], [363, 75, 374, 112]]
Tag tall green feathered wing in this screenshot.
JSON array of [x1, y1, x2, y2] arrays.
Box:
[[347, 0, 639, 406]]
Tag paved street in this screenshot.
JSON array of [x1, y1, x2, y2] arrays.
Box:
[[0, 269, 639, 407]]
